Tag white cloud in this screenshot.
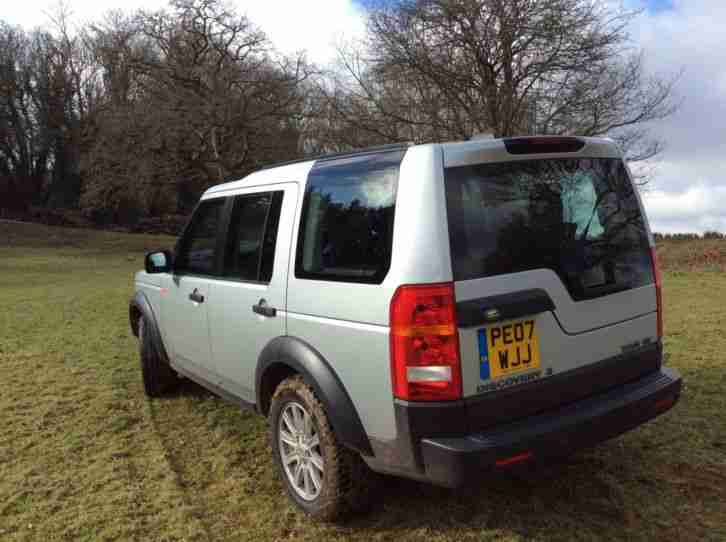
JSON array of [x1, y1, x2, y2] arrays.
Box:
[[239, 0, 365, 64], [643, 183, 726, 234], [625, 0, 726, 232], [2, 0, 365, 66]]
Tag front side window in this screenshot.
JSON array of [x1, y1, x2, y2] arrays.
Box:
[[223, 191, 284, 282], [174, 198, 226, 275], [295, 150, 405, 284], [444, 158, 653, 300]]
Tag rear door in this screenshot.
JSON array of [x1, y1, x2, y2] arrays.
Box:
[[206, 184, 296, 403], [443, 141, 658, 417]]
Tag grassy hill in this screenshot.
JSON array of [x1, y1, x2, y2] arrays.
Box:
[[656, 237, 726, 272]]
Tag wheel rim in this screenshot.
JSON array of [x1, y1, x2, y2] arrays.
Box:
[[278, 401, 324, 501]]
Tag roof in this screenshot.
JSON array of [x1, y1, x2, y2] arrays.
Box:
[[203, 159, 315, 196], [203, 136, 621, 197], [203, 142, 412, 197], [259, 143, 412, 170]]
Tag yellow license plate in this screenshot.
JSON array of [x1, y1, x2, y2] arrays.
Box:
[[478, 319, 540, 380]]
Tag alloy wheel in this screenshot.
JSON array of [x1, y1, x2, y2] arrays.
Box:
[[278, 401, 325, 501]]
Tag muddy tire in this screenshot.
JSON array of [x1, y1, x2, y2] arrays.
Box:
[[269, 375, 374, 521], [138, 316, 178, 397]]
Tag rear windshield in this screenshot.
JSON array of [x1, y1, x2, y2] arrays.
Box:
[[444, 158, 653, 301]]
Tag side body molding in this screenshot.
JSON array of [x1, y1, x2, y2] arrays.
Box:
[[129, 291, 170, 363], [256, 336, 374, 457]]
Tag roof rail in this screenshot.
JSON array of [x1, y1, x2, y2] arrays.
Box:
[[259, 142, 413, 171]]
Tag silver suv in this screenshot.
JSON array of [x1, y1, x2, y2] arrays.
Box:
[[130, 137, 682, 520]]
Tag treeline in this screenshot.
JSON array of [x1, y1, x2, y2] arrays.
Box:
[[0, 0, 680, 230], [1, 0, 313, 227], [654, 232, 725, 241]]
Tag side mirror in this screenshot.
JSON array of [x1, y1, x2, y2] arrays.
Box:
[[145, 250, 173, 274]]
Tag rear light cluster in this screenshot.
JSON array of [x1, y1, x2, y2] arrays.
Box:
[[389, 283, 462, 401], [650, 247, 663, 338]]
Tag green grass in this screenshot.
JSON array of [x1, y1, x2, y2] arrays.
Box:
[[1, 222, 725, 541]]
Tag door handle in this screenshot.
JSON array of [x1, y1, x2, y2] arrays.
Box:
[[252, 298, 276, 317], [456, 289, 555, 327], [188, 288, 205, 303]]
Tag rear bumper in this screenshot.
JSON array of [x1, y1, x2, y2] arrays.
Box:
[[415, 367, 681, 487]]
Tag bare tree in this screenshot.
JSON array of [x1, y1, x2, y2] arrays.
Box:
[[2, 0, 314, 222], [0, 1, 108, 213], [322, 0, 680, 168], [81, 0, 314, 220], [43, 1, 104, 208], [0, 24, 54, 211], [134, 0, 311, 204]]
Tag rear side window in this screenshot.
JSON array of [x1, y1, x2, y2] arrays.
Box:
[[223, 191, 284, 283], [175, 198, 226, 275], [295, 151, 405, 284], [444, 158, 654, 301]]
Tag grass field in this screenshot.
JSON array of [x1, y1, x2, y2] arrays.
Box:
[[1, 222, 725, 542]]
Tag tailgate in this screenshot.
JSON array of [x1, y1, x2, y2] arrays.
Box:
[[442, 148, 659, 411]]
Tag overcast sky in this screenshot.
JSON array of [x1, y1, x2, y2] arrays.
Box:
[[3, 0, 723, 233]]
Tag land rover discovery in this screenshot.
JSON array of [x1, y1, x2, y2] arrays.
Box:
[[130, 136, 681, 520]]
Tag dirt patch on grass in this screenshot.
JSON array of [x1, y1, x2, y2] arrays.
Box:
[[657, 239, 726, 272], [648, 461, 726, 542]]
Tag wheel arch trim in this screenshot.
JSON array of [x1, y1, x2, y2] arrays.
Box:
[[256, 336, 374, 457], [129, 291, 170, 364]]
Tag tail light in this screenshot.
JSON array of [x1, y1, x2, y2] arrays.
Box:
[[389, 282, 462, 401], [650, 247, 663, 338]]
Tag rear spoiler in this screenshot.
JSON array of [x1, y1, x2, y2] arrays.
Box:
[[442, 136, 621, 169]]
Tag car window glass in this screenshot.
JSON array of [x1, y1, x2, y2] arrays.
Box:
[[259, 191, 284, 282], [223, 191, 284, 282], [444, 158, 653, 300], [175, 198, 226, 275], [296, 150, 405, 284]]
